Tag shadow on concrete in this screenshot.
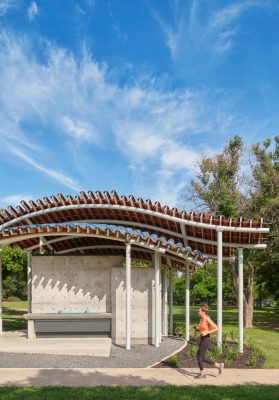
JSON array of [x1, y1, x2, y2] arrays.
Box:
[[0, 368, 180, 387]]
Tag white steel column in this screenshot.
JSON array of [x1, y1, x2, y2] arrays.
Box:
[[217, 227, 223, 348], [126, 243, 131, 350], [169, 268, 173, 335], [238, 247, 244, 353], [39, 237, 44, 254], [185, 262, 190, 341], [27, 251, 36, 339], [161, 268, 168, 336], [0, 247, 3, 334], [164, 269, 168, 336], [27, 251, 32, 313], [154, 251, 161, 347]]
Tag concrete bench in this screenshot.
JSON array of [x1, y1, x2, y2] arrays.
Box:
[[24, 313, 112, 339]]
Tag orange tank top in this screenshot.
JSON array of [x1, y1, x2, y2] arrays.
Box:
[[199, 319, 209, 335]]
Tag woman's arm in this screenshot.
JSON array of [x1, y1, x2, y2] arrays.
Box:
[[207, 316, 218, 334]]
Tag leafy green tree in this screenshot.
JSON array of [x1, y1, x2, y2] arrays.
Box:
[[190, 267, 216, 305], [1, 246, 27, 300], [173, 273, 185, 304], [172, 264, 235, 306], [249, 137, 279, 307], [187, 135, 278, 326]]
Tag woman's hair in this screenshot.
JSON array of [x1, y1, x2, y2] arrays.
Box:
[[200, 304, 209, 315]]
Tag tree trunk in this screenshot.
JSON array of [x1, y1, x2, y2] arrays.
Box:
[[229, 259, 255, 328], [229, 261, 238, 299], [243, 260, 255, 328]]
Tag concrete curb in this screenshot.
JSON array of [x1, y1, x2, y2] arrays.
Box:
[[147, 337, 187, 368]]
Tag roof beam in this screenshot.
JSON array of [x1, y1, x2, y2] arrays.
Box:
[[0, 204, 269, 233], [0, 231, 205, 266]]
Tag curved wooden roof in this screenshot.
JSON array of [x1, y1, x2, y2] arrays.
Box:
[[0, 190, 268, 260], [0, 223, 207, 269]]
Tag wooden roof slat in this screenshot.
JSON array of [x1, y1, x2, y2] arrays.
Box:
[[67, 195, 74, 205], [96, 191, 104, 203], [50, 196, 59, 207], [80, 191, 89, 204], [1, 209, 12, 220], [129, 195, 136, 207], [20, 200, 30, 212], [104, 191, 112, 203], [44, 197, 52, 208], [87, 190, 95, 202], [8, 206, 18, 218], [58, 193, 67, 206], [37, 199, 45, 210]]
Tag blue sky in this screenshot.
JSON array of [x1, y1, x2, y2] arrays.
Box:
[[0, 0, 279, 209]]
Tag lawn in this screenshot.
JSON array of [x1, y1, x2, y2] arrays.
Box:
[[2, 301, 27, 331], [0, 386, 278, 400], [173, 305, 279, 368], [1, 301, 278, 368]]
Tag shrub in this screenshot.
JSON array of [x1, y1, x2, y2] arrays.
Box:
[[168, 355, 179, 367], [208, 345, 222, 362], [246, 342, 264, 366], [225, 345, 240, 366], [185, 343, 197, 358]]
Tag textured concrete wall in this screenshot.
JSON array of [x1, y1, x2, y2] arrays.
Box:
[[111, 267, 156, 345], [31, 256, 157, 343], [31, 255, 122, 313]]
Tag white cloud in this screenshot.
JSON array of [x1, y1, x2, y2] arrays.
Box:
[[161, 144, 199, 171], [62, 116, 99, 142], [0, 0, 17, 16], [11, 147, 81, 192], [154, 0, 279, 59], [0, 193, 33, 209], [108, 1, 128, 42], [27, 1, 38, 21], [0, 29, 237, 206]]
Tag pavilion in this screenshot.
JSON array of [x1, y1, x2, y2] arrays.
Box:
[[0, 190, 269, 352]]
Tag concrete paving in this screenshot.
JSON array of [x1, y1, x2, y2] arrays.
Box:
[[0, 334, 185, 368], [0, 368, 278, 386], [0, 331, 111, 356]]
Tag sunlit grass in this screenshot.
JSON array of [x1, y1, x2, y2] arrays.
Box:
[[173, 305, 279, 368]]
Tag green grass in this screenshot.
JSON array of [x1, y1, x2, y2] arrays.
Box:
[[0, 386, 278, 400], [1, 301, 278, 368], [173, 305, 279, 368], [3, 301, 28, 310], [2, 300, 27, 331]]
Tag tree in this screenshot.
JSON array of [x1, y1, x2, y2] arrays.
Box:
[[172, 264, 235, 306], [249, 137, 279, 307], [1, 246, 27, 300], [190, 267, 216, 305], [187, 136, 278, 327], [173, 273, 185, 304]]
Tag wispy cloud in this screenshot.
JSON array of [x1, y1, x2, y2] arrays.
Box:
[[0, 29, 237, 205], [0, 0, 17, 16], [11, 147, 81, 192], [108, 1, 128, 42], [0, 193, 33, 208], [27, 1, 38, 21], [153, 0, 279, 60]]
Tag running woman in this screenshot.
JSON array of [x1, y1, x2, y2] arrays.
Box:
[[194, 304, 224, 379]]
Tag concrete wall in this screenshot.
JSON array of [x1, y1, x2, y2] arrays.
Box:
[[31, 256, 158, 344], [111, 267, 156, 345], [31, 255, 122, 313]]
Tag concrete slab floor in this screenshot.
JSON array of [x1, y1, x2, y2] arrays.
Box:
[[0, 368, 278, 387], [0, 331, 111, 356]]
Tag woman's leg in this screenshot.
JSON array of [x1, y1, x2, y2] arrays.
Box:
[[197, 337, 207, 373], [202, 336, 224, 373], [201, 336, 215, 365]]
